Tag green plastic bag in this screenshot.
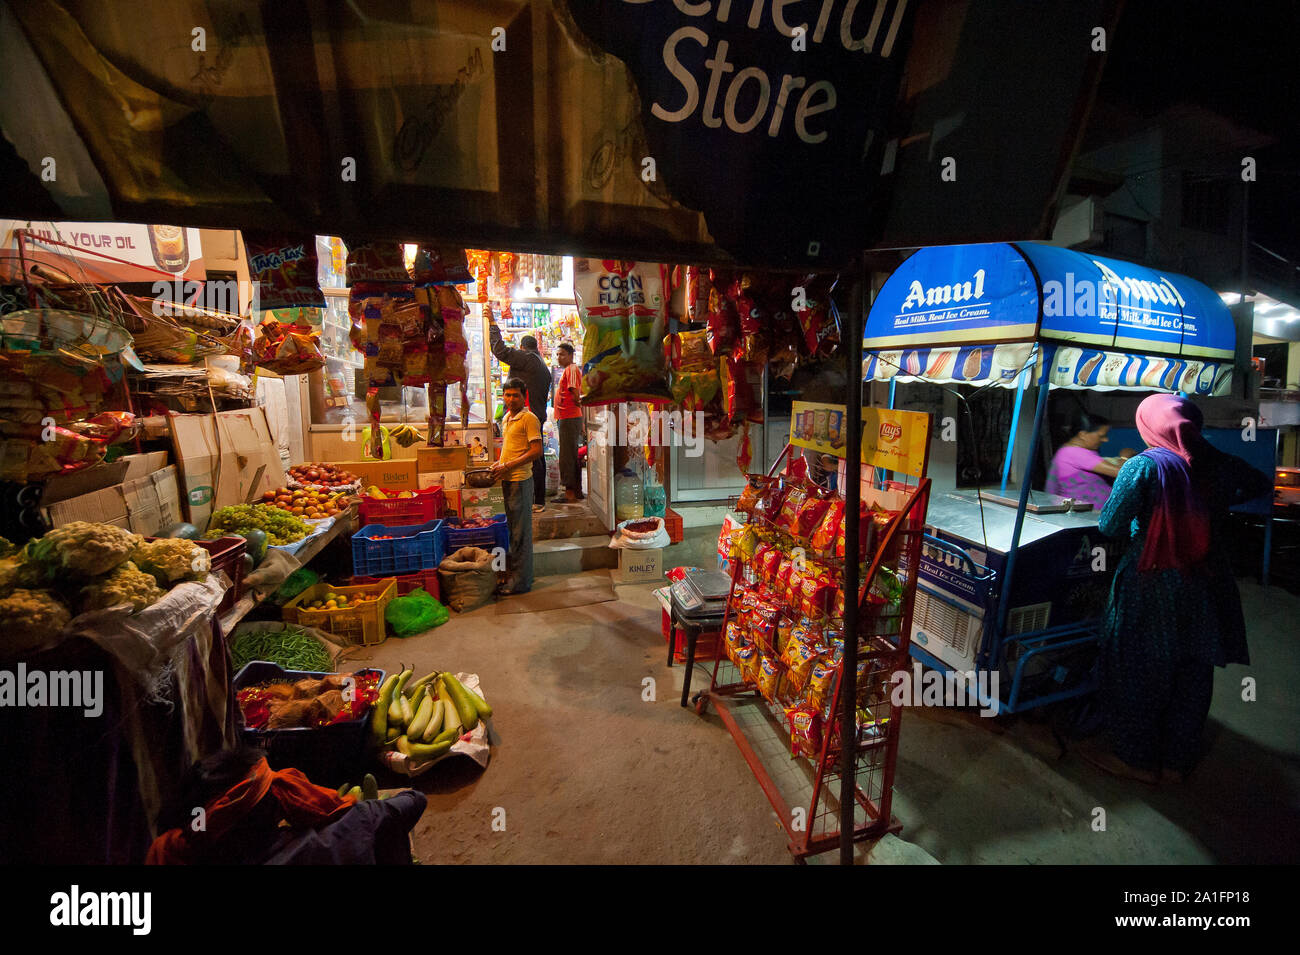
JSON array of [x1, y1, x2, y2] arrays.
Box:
[[273, 568, 320, 605], [385, 587, 450, 637]]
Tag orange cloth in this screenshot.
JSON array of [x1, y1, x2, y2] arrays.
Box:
[[146, 757, 356, 864]]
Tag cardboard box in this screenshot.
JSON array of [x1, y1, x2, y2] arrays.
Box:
[[462, 503, 497, 522], [616, 547, 663, 584], [170, 409, 286, 528], [119, 451, 169, 481], [417, 446, 470, 473], [418, 469, 463, 490], [461, 485, 504, 508], [336, 459, 420, 491], [152, 466, 183, 528], [41, 460, 130, 506], [43, 484, 129, 529]]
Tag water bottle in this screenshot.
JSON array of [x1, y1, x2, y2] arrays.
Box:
[[615, 468, 644, 523], [643, 474, 666, 518]]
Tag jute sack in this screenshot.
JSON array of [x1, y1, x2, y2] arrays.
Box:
[[437, 546, 496, 613]]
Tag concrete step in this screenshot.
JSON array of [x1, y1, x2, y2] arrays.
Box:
[[533, 535, 619, 576]]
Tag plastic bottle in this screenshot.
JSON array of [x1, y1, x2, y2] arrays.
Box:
[[643, 470, 666, 518], [614, 468, 644, 522]]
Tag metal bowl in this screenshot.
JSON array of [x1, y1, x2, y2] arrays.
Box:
[[463, 468, 497, 488]]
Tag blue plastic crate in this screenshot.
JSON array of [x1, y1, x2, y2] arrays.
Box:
[[440, 514, 509, 558], [233, 661, 385, 786], [352, 519, 443, 577]]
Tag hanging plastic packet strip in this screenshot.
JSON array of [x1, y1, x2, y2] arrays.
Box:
[[573, 258, 672, 405], [244, 233, 327, 310], [344, 239, 411, 285]]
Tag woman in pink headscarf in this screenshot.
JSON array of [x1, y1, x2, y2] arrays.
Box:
[[1081, 394, 1271, 784]]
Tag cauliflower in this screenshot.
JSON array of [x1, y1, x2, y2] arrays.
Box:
[[0, 555, 41, 598], [0, 589, 71, 656], [28, 522, 141, 579], [131, 538, 211, 585], [79, 561, 165, 614]]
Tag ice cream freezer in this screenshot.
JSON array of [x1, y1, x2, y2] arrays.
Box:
[[909, 490, 1119, 713]]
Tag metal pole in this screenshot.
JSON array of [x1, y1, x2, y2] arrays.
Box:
[[992, 345, 1057, 655], [1001, 366, 1030, 495], [840, 258, 865, 864]]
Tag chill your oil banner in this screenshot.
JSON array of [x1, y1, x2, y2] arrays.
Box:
[[789, 400, 929, 479]]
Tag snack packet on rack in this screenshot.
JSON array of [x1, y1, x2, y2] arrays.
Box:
[[810, 499, 844, 556], [774, 481, 806, 536], [806, 661, 838, 712], [757, 656, 782, 701], [786, 705, 824, 759], [735, 644, 759, 685], [735, 475, 769, 515], [794, 488, 833, 540]]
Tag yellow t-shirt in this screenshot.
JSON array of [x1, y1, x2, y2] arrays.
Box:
[[500, 409, 542, 482]]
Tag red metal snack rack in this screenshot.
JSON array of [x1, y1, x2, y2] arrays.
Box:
[[697, 445, 931, 861]]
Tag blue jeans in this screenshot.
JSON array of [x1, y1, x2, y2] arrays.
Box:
[[501, 476, 534, 593]]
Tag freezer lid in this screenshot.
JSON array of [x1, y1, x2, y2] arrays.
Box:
[[926, 490, 1101, 553]]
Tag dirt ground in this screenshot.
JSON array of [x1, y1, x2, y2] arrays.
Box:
[[355, 572, 799, 864]]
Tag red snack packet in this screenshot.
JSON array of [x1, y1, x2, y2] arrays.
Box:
[[786, 704, 823, 759], [810, 499, 843, 555], [794, 488, 833, 539], [344, 239, 411, 284], [785, 454, 809, 482], [409, 245, 472, 284], [775, 481, 807, 534], [244, 233, 326, 310]]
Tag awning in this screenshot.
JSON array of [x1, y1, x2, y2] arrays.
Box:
[[862, 342, 1234, 396], [863, 242, 1239, 360], [0, 1, 1119, 269]]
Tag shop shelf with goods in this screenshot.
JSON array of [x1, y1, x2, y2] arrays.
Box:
[[694, 433, 932, 862]]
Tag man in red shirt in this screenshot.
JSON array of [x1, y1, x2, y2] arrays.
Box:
[[552, 342, 584, 503]]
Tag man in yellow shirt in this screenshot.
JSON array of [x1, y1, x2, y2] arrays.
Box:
[[489, 377, 543, 595]]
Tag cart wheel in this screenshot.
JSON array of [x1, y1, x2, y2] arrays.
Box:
[[692, 692, 709, 715]]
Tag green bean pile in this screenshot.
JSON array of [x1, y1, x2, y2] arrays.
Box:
[[230, 625, 333, 673]]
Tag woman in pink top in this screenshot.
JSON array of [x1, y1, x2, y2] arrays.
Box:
[[1045, 412, 1135, 508]]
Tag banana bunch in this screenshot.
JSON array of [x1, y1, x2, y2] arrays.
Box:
[[390, 423, 424, 448], [369, 664, 493, 764]]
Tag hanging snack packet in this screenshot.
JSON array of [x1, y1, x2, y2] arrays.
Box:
[[757, 656, 782, 701], [810, 499, 843, 555], [670, 328, 713, 371], [409, 244, 472, 284], [244, 233, 326, 310], [735, 475, 770, 515], [795, 274, 839, 358], [806, 661, 838, 712], [735, 644, 760, 685], [465, 249, 492, 301], [775, 481, 807, 535], [573, 258, 671, 405], [345, 239, 411, 284], [786, 705, 824, 759], [794, 487, 833, 540], [706, 270, 740, 355]]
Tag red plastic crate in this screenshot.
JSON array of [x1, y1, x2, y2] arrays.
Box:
[[349, 568, 440, 603], [661, 608, 723, 664], [357, 486, 445, 527], [663, 507, 684, 544], [146, 535, 246, 616]]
